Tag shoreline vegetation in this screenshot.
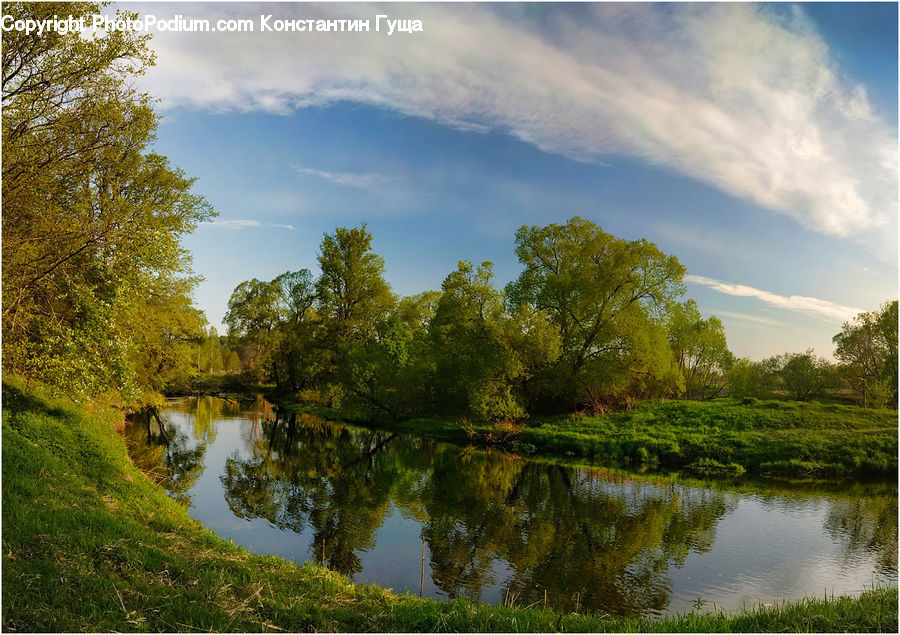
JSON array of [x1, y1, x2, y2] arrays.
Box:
[[168, 374, 898, 480], [4, 377, 897, 633]]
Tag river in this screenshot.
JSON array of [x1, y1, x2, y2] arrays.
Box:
[[125, 396, 897, 617]]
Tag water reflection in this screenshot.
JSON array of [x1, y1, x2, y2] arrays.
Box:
[[824, 496, 898, 575], [126, 406, 206, 506], [222, 414, 399, 575], [125, 397, 898, 616]]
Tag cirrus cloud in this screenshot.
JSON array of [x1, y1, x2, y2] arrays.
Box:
[[204, 219, 296, 231], [135, 2, 897, 251], [291, 164, 391, 189], [686, 274, 864, 322]]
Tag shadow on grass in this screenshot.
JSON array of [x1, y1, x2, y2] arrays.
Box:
[[2, 380, 72, 421]]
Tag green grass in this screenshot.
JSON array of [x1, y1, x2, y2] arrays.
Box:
[[519, 399, 898, 478], [3, 378, 896, 632], [288, 397, 897, 479]]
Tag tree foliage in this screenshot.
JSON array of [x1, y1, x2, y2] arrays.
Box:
[[668, 300, 733, 400], [506, 217, 685, 410], [222, 221, 896, 421], [316, 225, 394, 344], [223, 219, 699, 420], [778, 350, 838, 402], [833, 301, 898, 408], [429, 261, 560, 421], [224, 278, 284, 375], [2, 2, 214, 404]]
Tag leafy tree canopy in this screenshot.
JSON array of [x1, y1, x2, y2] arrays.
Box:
[[833, 301, 898, 408], [2, 1, 214, 405], [506, 217, 685, 409]]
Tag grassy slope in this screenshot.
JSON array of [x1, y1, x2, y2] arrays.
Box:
[[3, 379, 896, 632]]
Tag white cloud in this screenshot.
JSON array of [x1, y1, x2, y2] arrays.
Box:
[[711, 310, 784, 327], [686, 274, 863, 322], [205, 219, 296, 231], [292, 164, 389, 189], [135, 3, 897, 250]]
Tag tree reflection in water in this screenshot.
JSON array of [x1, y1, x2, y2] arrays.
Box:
[[824, 493, 897, 576], [125, 407, 207, 507], [219, 409, 739, 614], [127, 398, 899, 617]]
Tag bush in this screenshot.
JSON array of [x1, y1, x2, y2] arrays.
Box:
[[468, 381, 527, 423]]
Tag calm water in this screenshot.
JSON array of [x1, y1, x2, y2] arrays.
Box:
[[126, 396, 897, 616]]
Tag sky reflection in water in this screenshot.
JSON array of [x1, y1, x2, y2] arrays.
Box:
[[126, 396, 897, 616]]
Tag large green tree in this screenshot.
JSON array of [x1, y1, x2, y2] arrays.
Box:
[[224, 278, 284, 376], [430, 261, 560, 421], [313, 226, 396, 407], [506, 217, 685, 410], [334, 291, 441, 420], [667, 300, 733, 400], [833, 301, 898, 408], [776, 350, 838, 402], [315, 225, 394, 344], [270, 270, 320, 392], [223, 270, 322, 390], [2, 2, 214, 404]]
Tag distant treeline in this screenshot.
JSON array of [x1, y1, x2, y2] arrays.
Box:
[[219, 221, 898, 421], [195, 328, 242, 375]]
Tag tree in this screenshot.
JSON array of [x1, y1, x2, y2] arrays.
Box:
[[727, 352, 836, 402], [727, 357, 778, 399], [333, 291, 441, 420], [506, 217, 685, 410], [315, 225, 394, 344], [430, 261, 560, 421], [2, 2, 214, 404], [667, 300, 733, 400], [833, 301, 898, 408], [312, 226, 396, 405], [431, 261, 522, 420], [126, 277, 206, 395], [225, 350, 242, 373], [271, 270, 320, 392], [777, 350, 837, 402], [223, 279, 284, 379]]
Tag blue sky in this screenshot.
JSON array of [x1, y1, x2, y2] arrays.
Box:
[[126, 2, 897, 360]]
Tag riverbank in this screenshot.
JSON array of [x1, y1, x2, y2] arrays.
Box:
[[3, 378, 896, 632], [267, 395, 898, 479]]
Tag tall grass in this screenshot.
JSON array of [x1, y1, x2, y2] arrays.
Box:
[[518, 399, 897, 477]]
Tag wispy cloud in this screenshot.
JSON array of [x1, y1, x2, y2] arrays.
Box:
[[712, 310, 783, 327], [686, 274, 863, 322], [205, 219, 296, 231], [291, 164, 390, 189], [139, 3, 897, 252]]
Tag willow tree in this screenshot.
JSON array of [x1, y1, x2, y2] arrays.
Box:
[[506, 217, 685, 410], [667, 300, 733, 400], [430, 261, 560, 421], [2, 2, 214, 403], [833, 301, 898, 408]]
